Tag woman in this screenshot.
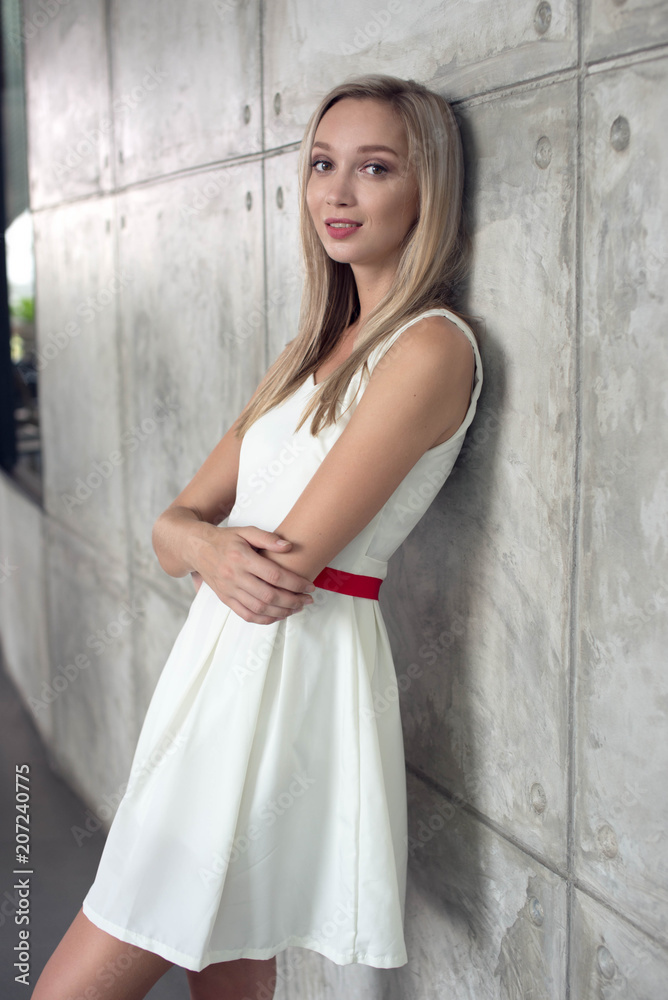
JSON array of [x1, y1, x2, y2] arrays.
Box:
[[32, 73, 483, 1000]]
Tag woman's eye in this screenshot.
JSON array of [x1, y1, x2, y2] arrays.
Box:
[[310, 159, 387, 176]]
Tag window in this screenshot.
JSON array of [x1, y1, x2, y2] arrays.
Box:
[[0, 0, 39, 500]]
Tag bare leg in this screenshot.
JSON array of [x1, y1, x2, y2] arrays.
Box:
[[186, 956, 278, 1000], [31, 906, 174, 1000]]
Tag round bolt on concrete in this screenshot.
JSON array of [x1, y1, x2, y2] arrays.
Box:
[[535, 135, 552, 169], [276, 186, 284, 210], [597, 945, 616, 979], [528, 896, 544, 926], [534, 1, 552, 34], [530, 782, 547, 813], [274, 92, 281, 116], [243, 104, 251, 124], [597, 823, 619, 858], [245, 191, 252, 212], [610, 116, 630, 152]]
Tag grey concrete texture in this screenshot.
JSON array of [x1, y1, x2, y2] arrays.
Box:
[[22, 0, 113, 208], [32, 196, 126, 560], [577, 53, 668, 945], [0, 0, 664, 996], [262, 0, 579, 148], [584, 0, 668, 62], [43, 516, 137, 805]]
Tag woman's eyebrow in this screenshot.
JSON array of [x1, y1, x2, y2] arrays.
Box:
[[311, 141, 399, 156]]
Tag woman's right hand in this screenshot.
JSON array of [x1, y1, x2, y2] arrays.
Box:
[[193, 525, 316, 625]]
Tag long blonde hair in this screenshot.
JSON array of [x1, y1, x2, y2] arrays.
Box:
[[235, 72, 472, 440]]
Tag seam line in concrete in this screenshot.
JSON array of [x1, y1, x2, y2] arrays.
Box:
[[27, 142, 304, 214], [406, 761, 568, 879], [259, 0, 269, 372], [585, 40, 668, 75], [565, 7, 586, 996]]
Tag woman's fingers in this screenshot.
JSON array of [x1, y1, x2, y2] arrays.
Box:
[[245, 549, 316, 603], [234, 569, 314, 621], [225, 588, 308, 625], [193, 525, 316, 623]]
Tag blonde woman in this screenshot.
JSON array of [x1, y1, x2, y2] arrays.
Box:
[[32, 73, 483, 1000]]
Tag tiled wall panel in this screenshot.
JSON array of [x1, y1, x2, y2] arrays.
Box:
[[576, 54, 668, 943]]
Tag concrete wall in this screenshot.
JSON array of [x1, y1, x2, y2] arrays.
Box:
[[1, 0, 666, 995]]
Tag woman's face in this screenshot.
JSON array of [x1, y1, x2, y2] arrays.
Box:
[[306, 97, 420, 275]]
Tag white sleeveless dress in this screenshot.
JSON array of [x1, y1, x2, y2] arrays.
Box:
[[82, 307, 483, 971]]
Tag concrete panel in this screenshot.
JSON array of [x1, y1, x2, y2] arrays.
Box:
[[110, 0, 261, 187], [282, 771, 567, 998], [43, 516, 135, 809], [32, 197, 126, 562], [585, 0, 668, 63], [383, 78, 577, 867], [263, 0, 577, 148], [570, 889, 668, 998], [22, 0, 112, 209], [116, 162, 265, 600], [0, 476, 51, 741], [576, 55, 668, 943], [263, 150, 305, 358]]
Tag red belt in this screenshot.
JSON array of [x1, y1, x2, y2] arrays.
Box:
[[311, 565, 382, 600]]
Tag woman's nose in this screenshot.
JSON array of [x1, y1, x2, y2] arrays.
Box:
[[325, 172, 354, 205]]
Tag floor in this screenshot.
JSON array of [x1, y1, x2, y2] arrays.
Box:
[[0, 654, 188, 999]]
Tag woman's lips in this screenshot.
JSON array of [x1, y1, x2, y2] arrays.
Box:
[[325, 222, 362, 240]]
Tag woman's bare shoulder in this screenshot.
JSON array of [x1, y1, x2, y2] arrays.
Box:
[[376, 312, 475, 378]]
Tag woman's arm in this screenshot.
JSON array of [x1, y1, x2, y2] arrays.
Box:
[[150, 410, 245, 579], [153, 337, 296, 576], [255, 316, 476, 580], [152, 339, 318, 623]]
